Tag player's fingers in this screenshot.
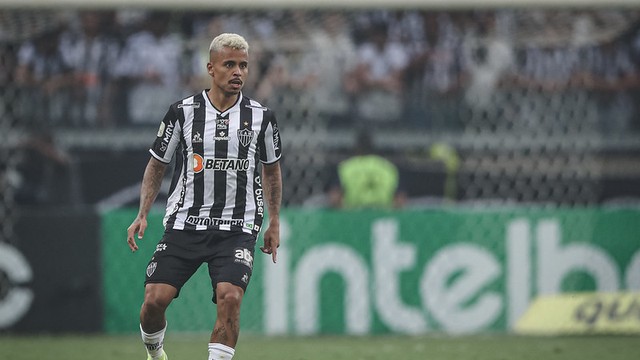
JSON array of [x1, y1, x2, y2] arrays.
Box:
[[127, 236, 138, 252], [137, 224, 146, 239], [126, 227, 136, 251], [260, 246, 271, 254], [271, 246, 277, 263], [126, 224, 135, 238]]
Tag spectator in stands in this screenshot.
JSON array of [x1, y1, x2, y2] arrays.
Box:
[[113, 11, 186, 125], [252, 10, 318, 114], [345, 20, 409, 127], [387, 10, 427, 51], [502, 41, 582, 133], [461, 11, 514, 110], [295, 11, 357, 126], [59, 10, 121, 127], [404, 11, 467, 130], [253, 51, 309, 109], [575, 37, 639, 134], [15, 25, 74, 127], [329, 131, 406, 209], [186, 14, 227, 93], [509, 44, 580, 92]]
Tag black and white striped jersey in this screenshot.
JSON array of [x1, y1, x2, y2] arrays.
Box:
[[149, 91, 282, 236]]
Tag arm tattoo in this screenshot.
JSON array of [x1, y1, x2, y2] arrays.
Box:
[[263, 163, 282, 219], [138, 159, 166, 217], [266, 176, 281, 215]]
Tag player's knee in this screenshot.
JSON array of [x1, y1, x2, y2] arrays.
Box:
[[217, 289, 243, 311], [143, 292, 172, 313]]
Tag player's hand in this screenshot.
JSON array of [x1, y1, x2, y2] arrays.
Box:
[[260, 225, 280, 264], [126, 216, 147, 252]]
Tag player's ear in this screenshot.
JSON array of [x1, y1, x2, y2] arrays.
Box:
[[207, 62, 214, 77]]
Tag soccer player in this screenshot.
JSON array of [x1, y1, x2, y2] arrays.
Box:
[[126, 33, 282, 360]]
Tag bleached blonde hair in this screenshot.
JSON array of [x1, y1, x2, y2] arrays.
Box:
[[209, 33, 249, 54]]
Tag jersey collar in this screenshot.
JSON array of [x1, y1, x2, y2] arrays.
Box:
[[203, 90, 243, 117]]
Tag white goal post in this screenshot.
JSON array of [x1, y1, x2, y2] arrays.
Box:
[[0, 0, 639, 9]]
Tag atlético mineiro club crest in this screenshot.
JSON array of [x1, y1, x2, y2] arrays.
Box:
[[146, 262, 157, 277], [237, 128, 254, 147]]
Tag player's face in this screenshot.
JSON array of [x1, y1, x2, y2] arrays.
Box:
[[207, 46, 248, 96]]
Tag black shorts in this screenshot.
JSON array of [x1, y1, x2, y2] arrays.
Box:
[[144, 229, 257, 303]]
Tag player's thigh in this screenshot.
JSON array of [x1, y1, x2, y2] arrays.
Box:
[[206, 231, 257, 303], [145, 229, 207, 297]]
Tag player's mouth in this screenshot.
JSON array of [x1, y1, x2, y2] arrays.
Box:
[[229, 79, 243, 87]]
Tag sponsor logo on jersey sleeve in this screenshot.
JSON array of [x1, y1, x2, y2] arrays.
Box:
[[177, 102, 200, 108], [160, 122, 175, 151], [157, 122, 166, 137]]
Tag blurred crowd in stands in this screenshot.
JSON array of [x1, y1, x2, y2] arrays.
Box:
[[6, 8, 640, 134], [4, 8, 640, 208]]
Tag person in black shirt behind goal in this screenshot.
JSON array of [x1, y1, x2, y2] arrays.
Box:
[[126, 33, 283, 360]]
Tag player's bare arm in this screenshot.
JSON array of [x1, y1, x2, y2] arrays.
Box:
[[260, 161, 282, 263], [127, 157, 167, 252]]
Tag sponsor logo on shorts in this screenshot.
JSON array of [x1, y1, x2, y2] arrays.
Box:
[[234, 248, 254, 270], [155, 243, 167, 253], [146, 262, 157, 277], [241, 273, 249, 283]]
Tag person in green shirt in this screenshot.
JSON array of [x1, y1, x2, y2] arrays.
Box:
[[329, 131, 406, 209]]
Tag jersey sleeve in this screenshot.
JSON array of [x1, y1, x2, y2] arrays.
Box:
[[149, 105, 182, 163], [259, 111, 282, 164]]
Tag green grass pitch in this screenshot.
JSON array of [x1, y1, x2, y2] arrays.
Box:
[[0, 334, 637, 360]]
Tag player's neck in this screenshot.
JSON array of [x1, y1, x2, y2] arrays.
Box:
[[207, 89, 240, 113]]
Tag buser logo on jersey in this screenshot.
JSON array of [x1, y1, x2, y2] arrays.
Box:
[[255, 188, 264, 218], [193, 154, 250, 173]]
